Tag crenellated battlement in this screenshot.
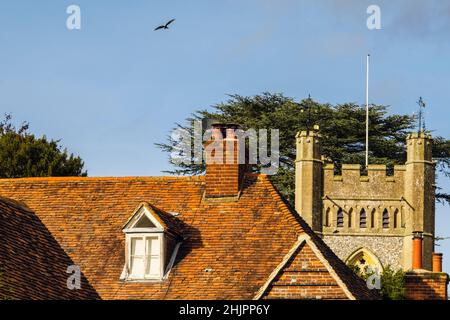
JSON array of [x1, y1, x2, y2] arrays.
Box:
[[323, 163, 406, 198], [324, 163, 406, 176], [406, 132, 433, 163]]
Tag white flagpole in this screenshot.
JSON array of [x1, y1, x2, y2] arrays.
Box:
[[365, 54, 370, 168]]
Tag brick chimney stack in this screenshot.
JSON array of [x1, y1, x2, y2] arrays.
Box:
[[204, 123, 248, 199]]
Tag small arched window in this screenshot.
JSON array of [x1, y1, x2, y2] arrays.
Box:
[[360, 209, 367, 228], [394, 209, 399, 228], [324, 208, 330, 227], [346, 248, 383, 275], [401, 211, 405, 228], [348, 208, 353, 228], [370, 209, 376, 228], [382, 209, 389, 229], [337, 208, 344, 228]]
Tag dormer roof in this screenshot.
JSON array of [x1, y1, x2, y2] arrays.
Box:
[[122, 202, 182, 238]]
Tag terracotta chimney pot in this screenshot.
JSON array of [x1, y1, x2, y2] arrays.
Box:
[[432, 253, 443, 273], [412, 231, 423, 270]]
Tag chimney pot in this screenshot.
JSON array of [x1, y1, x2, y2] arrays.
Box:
[[432, 253, 443, 273], [412, 231, 423, 270]]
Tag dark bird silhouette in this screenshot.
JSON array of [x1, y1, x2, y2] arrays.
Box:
[[154, 19, 175, 31]]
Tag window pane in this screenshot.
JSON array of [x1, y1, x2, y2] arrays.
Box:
[[146, 237, 160, 255], [146, 257, 160, 277], [131, 237, 145, 255], [131, 256, 145, 276], [145, 237, 160, 277], [130, 238, 145, 277]]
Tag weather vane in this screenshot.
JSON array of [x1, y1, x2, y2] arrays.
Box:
[[417, 97, 426, 133], [300, 94, 313, 132]]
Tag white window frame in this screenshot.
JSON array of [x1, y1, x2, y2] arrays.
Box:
[[126, 232, 165, 281]]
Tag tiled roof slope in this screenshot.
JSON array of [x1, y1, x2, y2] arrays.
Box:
[[262, 239, 350, 299], [0, 197, 99, 299], [0, 175, 378, 300]]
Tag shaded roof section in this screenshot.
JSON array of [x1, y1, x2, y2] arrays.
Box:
[[0, 197, 99, 300], [0, 175, 378, 300]]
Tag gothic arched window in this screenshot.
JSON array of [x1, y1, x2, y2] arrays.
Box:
[[324, 208, 330, 227], [394, 209, 399, 228], [348, 208, 353, 228], [382, 209, 389, 229], [337, 208, 344, 228], [346, 248, 383, 275], [370, 209, 376, 228], [360, 209, 367, 228]]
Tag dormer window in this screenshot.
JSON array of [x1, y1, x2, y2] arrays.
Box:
[[121, 203, 182, 281]]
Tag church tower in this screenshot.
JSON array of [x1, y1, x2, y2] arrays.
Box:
[[294, 130, 437, 272]]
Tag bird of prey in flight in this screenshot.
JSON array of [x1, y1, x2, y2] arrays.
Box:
[[154, 19, 175, 31]]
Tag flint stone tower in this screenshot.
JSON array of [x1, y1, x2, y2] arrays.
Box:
[[295, 130, 435, 271]]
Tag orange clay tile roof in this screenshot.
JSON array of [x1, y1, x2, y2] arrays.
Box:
[[0, 197, 99, 299], [0, 174, 379, 300]]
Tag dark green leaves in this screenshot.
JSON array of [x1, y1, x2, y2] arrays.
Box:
[[0, 114, 87, 178]]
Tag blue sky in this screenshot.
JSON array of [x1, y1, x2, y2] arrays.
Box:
[[1, 0, 449, 273]]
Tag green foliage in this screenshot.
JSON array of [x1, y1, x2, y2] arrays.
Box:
[[351, 264, 375, 282], [156, 93, 450, 205], [347, 263, 405, 300], [379, 266, 406, 300], [0, 114, 87, 178], [346, 263, 363, 278]]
